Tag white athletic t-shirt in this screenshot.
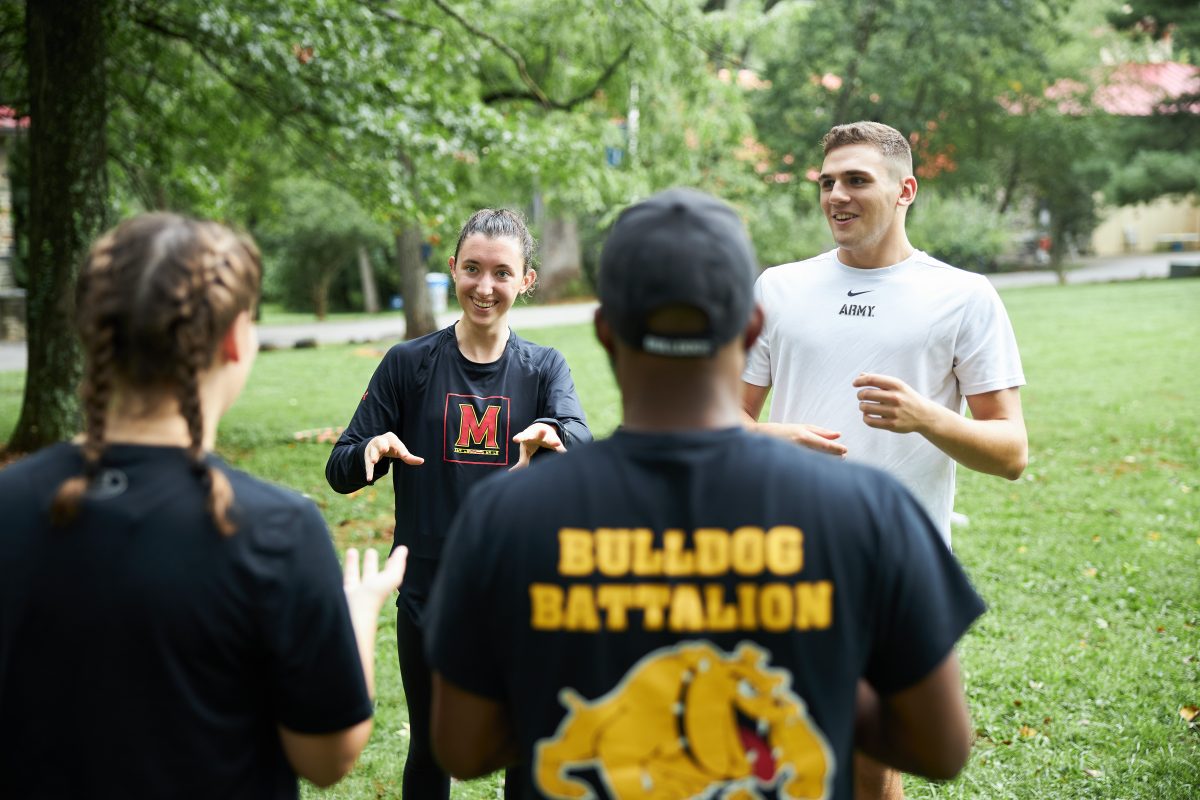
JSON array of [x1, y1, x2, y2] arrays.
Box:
[[743, 249, 1025, 544]]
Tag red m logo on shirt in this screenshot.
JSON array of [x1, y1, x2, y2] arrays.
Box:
[[455, 404, 502, 449]]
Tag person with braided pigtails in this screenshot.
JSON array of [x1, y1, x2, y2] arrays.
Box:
[[0, 214, 407, 799]]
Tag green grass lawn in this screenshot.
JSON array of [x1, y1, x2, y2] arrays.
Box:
[[1, 279, 1197, 799]]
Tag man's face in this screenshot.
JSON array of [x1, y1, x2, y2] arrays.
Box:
[[818, 144, 909, 258]]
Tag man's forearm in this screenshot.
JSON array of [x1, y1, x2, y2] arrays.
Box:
[[920, 406, 1027, 479]]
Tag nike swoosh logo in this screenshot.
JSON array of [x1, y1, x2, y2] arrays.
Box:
[[847, 290, 873, 297]]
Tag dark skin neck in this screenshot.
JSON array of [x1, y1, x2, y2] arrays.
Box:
[[614, 352, 747, 432], [594, 307, 763, 432]]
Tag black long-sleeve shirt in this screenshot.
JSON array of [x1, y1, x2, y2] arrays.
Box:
[[326, 324, 591, 614]]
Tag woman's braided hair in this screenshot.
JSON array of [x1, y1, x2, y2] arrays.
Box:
[[51, 213, 262, 535]]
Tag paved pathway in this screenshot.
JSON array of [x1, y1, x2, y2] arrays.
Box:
[[0, 252, 1182, 372]]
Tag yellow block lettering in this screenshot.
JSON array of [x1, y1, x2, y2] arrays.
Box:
[[736, 583, 758, 629], [765, 525, 804, 575], [694, 528, 729, 575], [530, 584, 563, 629], [663, 529, 695, 576], [595, 529, 631, 577], [596, 584, 635, 631], [731, 526, 765, 575], [632, 529, 663, 575], [558, 528, 594, 576], [668, 584, 705, 631], [703, 584, 738, 631], [795, 580, 834, 630], [759, 583, 793, 631], [563, 585, 600, 631], [635, 585, 672, 629]]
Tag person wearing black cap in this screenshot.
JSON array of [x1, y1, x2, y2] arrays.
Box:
[[423, 188, 984, 799]]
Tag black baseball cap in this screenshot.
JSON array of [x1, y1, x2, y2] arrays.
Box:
[[598, 187, 758, 357]]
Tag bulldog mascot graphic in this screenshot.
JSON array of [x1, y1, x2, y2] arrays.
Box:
[[535, 641, 833, 799]]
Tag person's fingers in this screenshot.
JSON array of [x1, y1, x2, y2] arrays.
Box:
[[398, 451, 425, 466], [805, 425, 842, 440], [380, 546, 408, 590], [509, 448, 532, 472], [799, 432, 849, 456], [361, 547, 379, 580], [343, 548, 360, 588], [853, 373, 901, 389]]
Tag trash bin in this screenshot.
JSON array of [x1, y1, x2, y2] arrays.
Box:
[[426, 273, 450, 313]]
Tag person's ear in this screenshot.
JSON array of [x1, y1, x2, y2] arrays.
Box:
[[594, 308, 616, 356], [521, 268, 537, 294], [897, 175, 918, 208], [448, 255, 456, 277], [743, 304, 764, 351], [220, 311, 251, 363]]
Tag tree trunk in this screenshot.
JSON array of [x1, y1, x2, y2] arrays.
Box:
[[357, 245, 380, 313], [396, 221, 435, 339], [7, 0, 108, 453], [312, 272, 332, 320], [538, 216, 582, 302]]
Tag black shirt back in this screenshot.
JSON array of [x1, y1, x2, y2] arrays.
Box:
[[0, 444, 371, 799]]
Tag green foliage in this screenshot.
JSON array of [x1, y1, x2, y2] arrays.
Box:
[[1108, 149, 1200, 206], [745, 190, 834, 269], [257, 176, 388, 315], [906, 190, 1018, 272], [1109, 0, 1200, 58]]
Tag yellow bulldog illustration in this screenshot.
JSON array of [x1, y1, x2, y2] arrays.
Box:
[[535, 641, 833, 799]]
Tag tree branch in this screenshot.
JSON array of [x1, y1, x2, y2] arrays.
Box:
[[361, 0, 447, 34], [482, 44, 633, 110], [427, 0, 552, 108]]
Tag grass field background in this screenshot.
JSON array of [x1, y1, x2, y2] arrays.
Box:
[[1, 279, 1197, 799]]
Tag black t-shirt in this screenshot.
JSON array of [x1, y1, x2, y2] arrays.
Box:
[[0, 443, 371, 799], [426, 427, 985, 800], [325, 324, 591, 614]]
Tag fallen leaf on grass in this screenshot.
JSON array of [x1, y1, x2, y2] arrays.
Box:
[[1146, 530, 1161, 541], [1083, 567, 1098, 578], [1181, 706, 1199, 723], [1019, 725, 1038, 738], [292, 426, 345, 443], [1083, 769, 1103, 779]]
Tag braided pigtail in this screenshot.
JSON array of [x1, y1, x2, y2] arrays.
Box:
[[175, 246, 236, 536], [51, 233, 119, 527]]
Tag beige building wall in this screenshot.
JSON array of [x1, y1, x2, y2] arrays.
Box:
[[1091, 195, 1200, 255]]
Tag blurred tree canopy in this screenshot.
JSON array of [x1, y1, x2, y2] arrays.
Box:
[[1, 0, 1197, 449]]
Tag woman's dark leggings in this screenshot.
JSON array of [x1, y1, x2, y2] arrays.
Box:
[[396, 606, 524, 799], [397, 606, 450, 800]]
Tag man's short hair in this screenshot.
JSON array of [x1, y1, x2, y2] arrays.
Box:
[[820, 121, 913, 179]]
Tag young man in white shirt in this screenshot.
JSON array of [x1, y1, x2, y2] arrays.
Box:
[[742, 121, 1028, 799]]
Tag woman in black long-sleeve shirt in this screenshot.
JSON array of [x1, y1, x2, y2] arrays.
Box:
[[325, 208, 591, 799]]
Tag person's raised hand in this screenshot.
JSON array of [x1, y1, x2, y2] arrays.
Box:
[[853, 373, 933, 434], [364, 432, 423, 482], [343, 546, 408, 619], [756, 422, 847, 457], [509, 422, 565, 472]]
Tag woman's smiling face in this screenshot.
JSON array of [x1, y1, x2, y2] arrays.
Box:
[[449, 233, 534, 332]]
